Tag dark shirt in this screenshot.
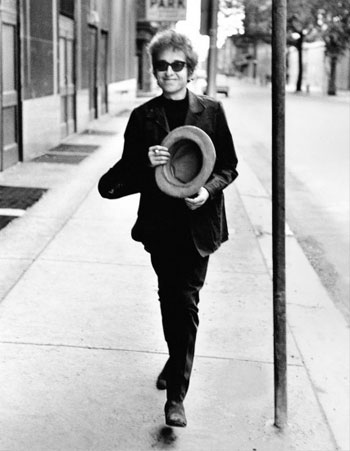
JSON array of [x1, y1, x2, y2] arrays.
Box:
[[161, 92, 189, 131]]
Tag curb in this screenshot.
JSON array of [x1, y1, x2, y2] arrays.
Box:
[[235, 158, 350, 451]]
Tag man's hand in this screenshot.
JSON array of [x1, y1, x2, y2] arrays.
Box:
[[148, 145, 170, 167], [184, 187, 209, 210]]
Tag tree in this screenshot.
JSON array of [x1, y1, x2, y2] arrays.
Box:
[[235, 0, 272, 79], [219, 0, 272, 41], [242, 0, 272, 40], [286, 0, 320, 92], [238, 0, 314, 89], [217, 0, 245, 45], [316, 0, 350, 95]]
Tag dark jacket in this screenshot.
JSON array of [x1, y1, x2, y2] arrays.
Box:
[[98, 90, 238, 256]]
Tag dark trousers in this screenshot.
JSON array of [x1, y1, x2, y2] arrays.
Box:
[[149, 235, 209, 402]]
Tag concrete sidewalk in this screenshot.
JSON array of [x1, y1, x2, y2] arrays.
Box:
[[0, 106, 348, 451]]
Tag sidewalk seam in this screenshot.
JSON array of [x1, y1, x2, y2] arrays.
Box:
[[0, 340, 303, 367], [37, 256, 268, 275]]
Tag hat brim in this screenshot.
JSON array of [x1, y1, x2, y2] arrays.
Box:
[[155, 125, 216, 198]]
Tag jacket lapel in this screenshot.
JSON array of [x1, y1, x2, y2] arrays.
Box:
[[185, 90, 205, 126], [145, 96, 169, 134]]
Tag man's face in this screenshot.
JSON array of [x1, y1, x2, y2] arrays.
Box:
[[154, 48, 189, 100]]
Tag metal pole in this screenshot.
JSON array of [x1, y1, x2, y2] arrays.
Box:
[[207, 0, 218, 98], [272, 0, 287, 429]]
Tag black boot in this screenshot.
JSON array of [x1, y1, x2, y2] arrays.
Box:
[[164, 400, 187, 427]]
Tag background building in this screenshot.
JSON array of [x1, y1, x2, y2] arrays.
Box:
[[0, 0, 136, 172], [287, 42, 350, 93], [219, 35, 350, 93]]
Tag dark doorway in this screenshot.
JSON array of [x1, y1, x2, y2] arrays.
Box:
[[0, 1, 21, 171]]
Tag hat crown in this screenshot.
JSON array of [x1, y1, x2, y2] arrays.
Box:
[[170, 139, 202, 183]]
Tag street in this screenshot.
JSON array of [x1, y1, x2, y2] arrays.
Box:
[[221, 79, 350, 322]]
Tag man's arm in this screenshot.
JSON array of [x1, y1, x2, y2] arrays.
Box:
[[98, 109, 149, 198], [203, 102, 238, 198]]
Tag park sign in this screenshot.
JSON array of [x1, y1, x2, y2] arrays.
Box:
[[145, 0, 187, 22]]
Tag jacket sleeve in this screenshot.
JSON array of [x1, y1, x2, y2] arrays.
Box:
[[121, 109, 148, 167], [98, 108, 151, 199], [204, 101, 238, 197]]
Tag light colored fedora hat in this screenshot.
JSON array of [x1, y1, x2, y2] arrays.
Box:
[[155, 125, 216, 198]]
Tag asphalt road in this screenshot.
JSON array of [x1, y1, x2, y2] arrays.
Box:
[[221, 78, 350, 322]]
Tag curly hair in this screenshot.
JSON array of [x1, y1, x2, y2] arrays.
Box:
[[148, 29, 198, 77]]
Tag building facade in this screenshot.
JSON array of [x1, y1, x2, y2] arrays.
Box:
[[0, 0, 136, 172]]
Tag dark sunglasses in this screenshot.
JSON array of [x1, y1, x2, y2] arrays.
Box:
[[154, 60, 187, 72]]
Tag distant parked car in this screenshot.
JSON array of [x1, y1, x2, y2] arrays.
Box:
[[191, 70, 229, 97], [204, 74, 230, 97]]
